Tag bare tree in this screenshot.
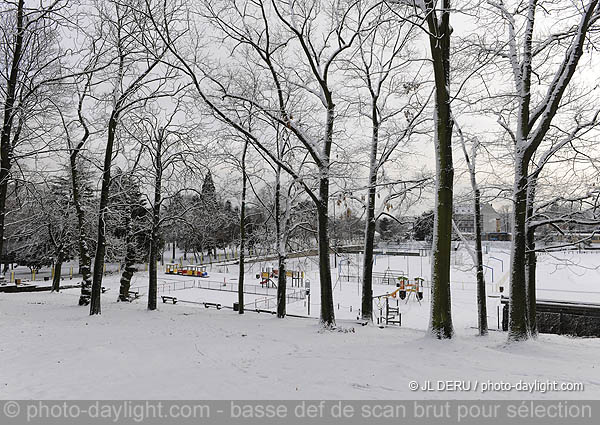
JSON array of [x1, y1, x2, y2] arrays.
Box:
[[0, 0, 70, 271], [486, 0, 600, 340], [388, 0, 457, 337], [455, 122, 488, 335], [56, 68, 99, 305], [88, 0, 171, 315], [523, 111, 600, 333], [342, 3, 430, 323], [124, 103, 193, 310], [146, 0, 382, 326]]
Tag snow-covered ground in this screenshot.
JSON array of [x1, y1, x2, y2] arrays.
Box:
[[1, 245, 599, 400]]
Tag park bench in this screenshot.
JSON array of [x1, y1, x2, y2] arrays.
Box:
[[161, 296, 177, 304], [127, 290, 140, 301], [204, 302, 222, 310], [101, 287, 110, 293]]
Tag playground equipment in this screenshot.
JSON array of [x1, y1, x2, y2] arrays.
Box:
[[256, 267, 304, 288], [385, 298, 401, 326], [373, 291, 401, 327], [286, 270, 305, 287], [332, 254, 360, 295], [165, 263, 179, 275], [397, 276, 424, 302], [374, 268, 406, 285], [256, 267, 277, 288], [371, 275, 424, 325], [177, 265, 209, 278]]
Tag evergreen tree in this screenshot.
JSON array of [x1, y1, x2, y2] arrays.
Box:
[[201, 171, 217, 205], [413, 210, 435, 242], [108, 170, 150, 301]]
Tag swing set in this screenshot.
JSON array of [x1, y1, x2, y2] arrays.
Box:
[[396, 276, 424, 302]]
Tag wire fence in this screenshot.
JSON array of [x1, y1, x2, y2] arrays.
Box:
[[130, 278, 302, 298], [194, 279, 278, 296], [130, 279, 196, 295], [245, 288, 306, 310]]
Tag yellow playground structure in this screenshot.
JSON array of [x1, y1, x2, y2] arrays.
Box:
[[256, 267, 304, 288], [165, 263, 179, 274], [165, 263, 209, 278]]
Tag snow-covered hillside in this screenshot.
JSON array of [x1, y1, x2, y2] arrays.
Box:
[[1, 248, 600, 400]]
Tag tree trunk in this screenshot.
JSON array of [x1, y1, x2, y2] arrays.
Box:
[[458, 123, 487, 335], [119, 263, 136, 301], [90, 111, 119, 315], [317, 103, 335, 327], [71, 149, 92, 306], [525, 225, 537, 336], [0, 0, 24, 265], [275, 164, 287, 318], [317, 198, 334, 326], [361, 98, 379, 322], [429, 137, 454, 339], [361, 217, 376, 321], [277, 253, 287, 318], [0, 171, 10, 269], [148, 240, 158, 310], [426, 0, 454, 339], [525, 181, 537, 336], [473, 188, 488, 336], [508, 159, 530, 340], [237, 140, 248, 315], [52, 255, 63, 292], [148, 131, 163, 311], [118, 218, 137, 301]]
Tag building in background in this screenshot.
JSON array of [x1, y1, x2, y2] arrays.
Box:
[[453, 203, 504, 238]]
